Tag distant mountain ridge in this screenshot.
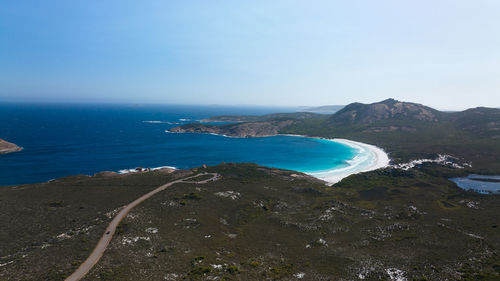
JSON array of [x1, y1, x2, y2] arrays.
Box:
[[301, 105, 344, 114]]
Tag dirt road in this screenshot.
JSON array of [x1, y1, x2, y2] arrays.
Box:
[[65, 172, 220, 281]]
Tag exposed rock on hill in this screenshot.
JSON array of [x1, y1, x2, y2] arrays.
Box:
[[330, 98, 441, 124], [170, 120, 295, 138], [0, 139, 22, 154]]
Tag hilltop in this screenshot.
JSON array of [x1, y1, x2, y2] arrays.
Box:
[[330, 98, 441, 124], [0, 139, 22, 154], [326, 99, 500, 135]]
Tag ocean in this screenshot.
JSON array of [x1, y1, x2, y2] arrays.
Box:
[[0, 103, 358, 186]]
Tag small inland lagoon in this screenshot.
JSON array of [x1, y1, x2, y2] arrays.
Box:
[[450, 174, 500, 194]]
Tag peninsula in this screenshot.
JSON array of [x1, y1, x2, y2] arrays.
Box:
[[0, 139, 22, 154]]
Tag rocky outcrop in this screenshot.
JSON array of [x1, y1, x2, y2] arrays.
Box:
[[330, 98, 441, 124], [0, 139, 22, 154], [93, 171, 119, 177], [170, 120, 295, 138]]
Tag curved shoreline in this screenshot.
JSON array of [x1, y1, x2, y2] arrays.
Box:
[[167, 130, 391, 184], [278, 135, 390, 184], [313, 138, 390, 184]]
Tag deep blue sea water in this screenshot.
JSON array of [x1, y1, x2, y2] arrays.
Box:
[[0, 103, 356, 186]]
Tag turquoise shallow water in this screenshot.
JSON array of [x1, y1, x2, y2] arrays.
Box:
[[0, 103, 357, 186]]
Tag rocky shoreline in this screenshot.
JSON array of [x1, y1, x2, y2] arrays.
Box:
[[169, 120, 294, 138], [0, 139, 22, 154]]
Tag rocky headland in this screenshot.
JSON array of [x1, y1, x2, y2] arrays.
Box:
[[0, 139, 22, 154], [170, 120, 295, 138]]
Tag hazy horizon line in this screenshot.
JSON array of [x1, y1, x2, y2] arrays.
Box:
[[1, 96, 497, 112]]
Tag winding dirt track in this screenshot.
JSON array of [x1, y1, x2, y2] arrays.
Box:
[[65, 172, 220, 281]]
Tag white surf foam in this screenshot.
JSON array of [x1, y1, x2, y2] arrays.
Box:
[[143, 120, 179, 124], [306, 138, 390, 184], [118, 165, 177, 174]]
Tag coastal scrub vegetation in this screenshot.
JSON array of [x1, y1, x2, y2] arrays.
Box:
[[1, 163, 498, 280]]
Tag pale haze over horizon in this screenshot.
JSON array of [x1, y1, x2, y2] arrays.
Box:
[[1, 0, 499, 110]]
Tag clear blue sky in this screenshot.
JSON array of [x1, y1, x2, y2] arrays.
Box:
[[1, 0, 499, 109]]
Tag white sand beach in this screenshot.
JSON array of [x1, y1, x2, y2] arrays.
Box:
[[307, 138, 390, 184]]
